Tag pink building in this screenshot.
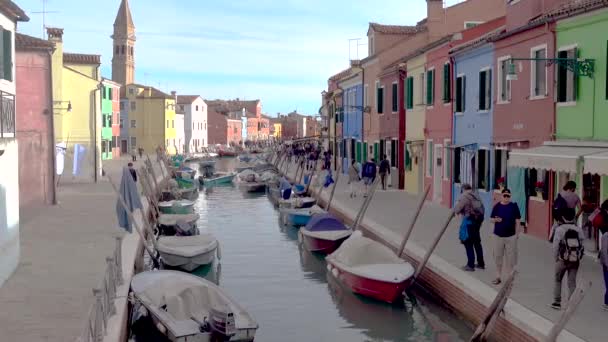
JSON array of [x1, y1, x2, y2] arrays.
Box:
[[490, 0, 570, 239], [227, 119, 242, 146], [15, 33, 56, 206]]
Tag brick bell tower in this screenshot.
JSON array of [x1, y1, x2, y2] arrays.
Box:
[[112, 0, 136, 85]]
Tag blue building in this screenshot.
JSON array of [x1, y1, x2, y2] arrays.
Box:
[[338, 72, 363, 173], [450, 33, 498, 217]]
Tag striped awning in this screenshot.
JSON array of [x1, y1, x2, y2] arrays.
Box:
[[584, 151, 608, 176], [509, 145, 606, 173]]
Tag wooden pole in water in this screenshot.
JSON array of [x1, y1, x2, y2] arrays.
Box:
[[139, 168, 160, 217], [325, 167, 341, 211], [412, 211, 455, 282], [397, 184, 431, 257], [545, 280, 591, 342], [470, 270, 516, 342], [105, 171, 159, 263], [304, 159, 319, 193], [353, 178, 380, 231]]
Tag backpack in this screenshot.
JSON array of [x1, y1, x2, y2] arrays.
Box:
[[558, 228, 584, 263], [470, 196, 485, 220], [553, 194, 568, 220], [364, 163, 375, 177]]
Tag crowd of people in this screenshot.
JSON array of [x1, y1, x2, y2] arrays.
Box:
[[454, 180, 608, 311]]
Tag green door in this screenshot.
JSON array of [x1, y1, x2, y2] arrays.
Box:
[[355, 141, 362, 163], [363, 142, 368, 162], [374, 143, 379, 162]]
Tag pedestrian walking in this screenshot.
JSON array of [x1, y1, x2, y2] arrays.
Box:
[[454, 184, 486, 272], [551, 207, 584, 310], [489, 188, 521, 285], [361, 158, 377, 197], [379, 154, 391, 190], [127, 162, 137, 182], [131, 148, 137, 162], [550, 181, 582, 241], [348, 159, 361, 198], [594, 200, 608, 311]]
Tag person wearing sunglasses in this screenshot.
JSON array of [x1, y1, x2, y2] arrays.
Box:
[[489, 188, 521, 285]]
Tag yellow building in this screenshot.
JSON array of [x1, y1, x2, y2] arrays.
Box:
[[122, 83, 177, 155], [404, 54, 427, 194], [48, 27, 102, 183], [272, 123, 282, 139]]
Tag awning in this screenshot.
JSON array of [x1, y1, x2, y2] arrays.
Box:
[[509, 145, 606, 173], [584, 151, 608, 176]]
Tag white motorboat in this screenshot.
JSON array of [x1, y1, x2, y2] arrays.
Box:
[[157, 233, 220, 271], [130, 270, 258, 342]]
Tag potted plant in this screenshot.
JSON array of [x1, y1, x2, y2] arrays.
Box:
[[535, 181, 544, 198], [497, 177, 505, 191]]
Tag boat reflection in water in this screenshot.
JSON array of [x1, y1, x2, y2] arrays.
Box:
[[191, 262, 222, 286], [298, 245, 469, 342]]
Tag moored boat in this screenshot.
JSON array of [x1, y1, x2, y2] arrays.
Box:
[[278, 196, 316, 209], [199, 172, 237, 187], [280, 205, 325, 227], [130, 270, 258, 342], [325, 231, 414, 303], [157, 213, 200, 236], [158, 200, 195, 214], [156, 233, 219, 271], [299, 213, 352, 254]]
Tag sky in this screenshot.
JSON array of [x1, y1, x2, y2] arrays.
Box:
[[16, 0, 465, 116]]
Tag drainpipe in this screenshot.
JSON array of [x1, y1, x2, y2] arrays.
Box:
[[47, 50, 57, 204]]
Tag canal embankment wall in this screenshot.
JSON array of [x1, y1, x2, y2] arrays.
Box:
[[279, 159, 589, 342]]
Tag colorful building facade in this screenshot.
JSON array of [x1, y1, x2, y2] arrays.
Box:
[[101, 79, 121, 160]]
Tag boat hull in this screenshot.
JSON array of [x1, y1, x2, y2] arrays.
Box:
[[286, 212, 312, 226], [326, 261, 410, 303], [159, 204, 195, 215], [201, 174, 236, 187], [301, 233, 349, 254], [160, 248, 217, 272]]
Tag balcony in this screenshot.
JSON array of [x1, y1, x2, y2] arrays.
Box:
[[0, 91, 15, 138]]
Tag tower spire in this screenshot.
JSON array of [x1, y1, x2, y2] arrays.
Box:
[[112, 0, 136, 85]]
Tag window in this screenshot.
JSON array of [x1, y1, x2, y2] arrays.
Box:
[[391, 82, 398, 112], [498, 57, 511, 102], [120, 118, 124, 128], [426, 69, 435, 106], [464, 21, 483, 29], [443, 139, 450, 180], [172, 120, 174, 128], [369, 35, 375, 55], [531, 45, 547, 98], [406, 77, 414, 109], [426, 140, 433, 176], [102, 114, 107, 128], [115, 45, 119, 54], [121, 45, 125, 54], [130, 101, 136, 110], [0, 28, 12, 81], [390, 139, 397, 167], [102, 141, 108, 154], [557, 47, 577, 103], [455, 75, 466, 113], [477, 149, 490, 191], [443, 63, 451, 103], [179, 105, 184, 112], [130, 46, 134, 56], [453, 148, 461, 184], [120, 101, 125, 110], [130, 120, 136, 128], [128, 88, 134, 95], [109, 87, 113, 100], [405, 143, 412, 171], [108, 115, 112, 126], [364, 84, 369, 107], [376, 84, 384, 114], [195, 105, 199, 111], [166, 120, 169, 128], [130, 137, 136, 149], [478, 68, 492, 111], [205, 122, 207, 129]]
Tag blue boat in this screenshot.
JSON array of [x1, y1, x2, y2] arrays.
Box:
[[280, 206, 325, 227]]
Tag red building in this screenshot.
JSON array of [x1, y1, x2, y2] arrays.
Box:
[[15, 33, 56, 206], [227, 118, 242, 146], [206, 99, 266, 144]]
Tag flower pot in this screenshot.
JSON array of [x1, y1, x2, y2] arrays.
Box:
[[536, 190, 543, 198]]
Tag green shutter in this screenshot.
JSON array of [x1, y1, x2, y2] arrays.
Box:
[[479, 70, 486, 110], [405, 143, 412, 171], [3, 29, 12, 81], [406, 77, 413, 109], [374, 143, 379, 162], [363, 142, 368, 161], [429, 142, 434, 176], [356, 141, 362, 163], [443, 64, 450, 103]]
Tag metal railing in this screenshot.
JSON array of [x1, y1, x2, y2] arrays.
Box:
[[0, 91, 15, 138], [77, 236, 124, 342]]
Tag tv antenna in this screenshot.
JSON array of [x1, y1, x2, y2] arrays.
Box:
[[348, 38, 366, 60], [31, 0, 59, 38]]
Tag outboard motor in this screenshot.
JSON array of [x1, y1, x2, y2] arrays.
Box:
[[209, 305, 236, 341]]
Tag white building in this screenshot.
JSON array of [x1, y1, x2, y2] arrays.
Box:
[[177, 95, 207, 153], [0, 1, 29, 287], [175, 112, 185, 154]]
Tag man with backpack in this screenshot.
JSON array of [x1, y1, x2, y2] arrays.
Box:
[[550, 181, 582, 242], [454, 184, 486, 272], [361, 158, 377, 197], [551, 207, 584, 310]]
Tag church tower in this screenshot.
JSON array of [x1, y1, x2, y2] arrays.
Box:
[[112, 0, 135, 85]]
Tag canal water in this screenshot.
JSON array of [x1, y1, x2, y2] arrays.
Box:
[[188, 159, 472, 342]]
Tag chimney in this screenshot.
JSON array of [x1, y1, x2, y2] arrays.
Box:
[[47, 27, 64, 106], [171, 90, 177, 103], [427, 0, 445, 41], [147, 87, 152, 97]]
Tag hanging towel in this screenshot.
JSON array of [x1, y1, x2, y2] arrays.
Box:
[[72, 144, 87, 176], [55, 142, 66, 175], [116, 167, 143, 232], [507, 167, 527, 223]]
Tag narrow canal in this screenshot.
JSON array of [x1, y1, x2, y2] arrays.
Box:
[[189, 159, 472, 341]]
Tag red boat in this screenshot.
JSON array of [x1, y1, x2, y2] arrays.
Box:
[[299, 213, 352, 254], [218, 148, 237, 157], [325, 231, 415, 303]]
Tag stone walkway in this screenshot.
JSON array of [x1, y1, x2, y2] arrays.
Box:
[[282, 160, 606, 342], [0, 157, 159, 342]]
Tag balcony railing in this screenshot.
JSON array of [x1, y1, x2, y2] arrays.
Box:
[[0, 91, 15, 138]]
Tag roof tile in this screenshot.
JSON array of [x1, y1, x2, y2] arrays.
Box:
[[15, 33, 54, 50], [369, 22, 424, 35], [63, 52, 101, 65]]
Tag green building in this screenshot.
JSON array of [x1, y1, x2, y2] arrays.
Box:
[[101, 79, 116, 160]]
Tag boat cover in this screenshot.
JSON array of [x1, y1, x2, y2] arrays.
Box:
[[304, 213, 347, 232], [331, 232, 406, 268], [157, 234, 218, 258], [158, 200, 195, 208], [131, 271, 257, 335], [158, 214, 200, 226]]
